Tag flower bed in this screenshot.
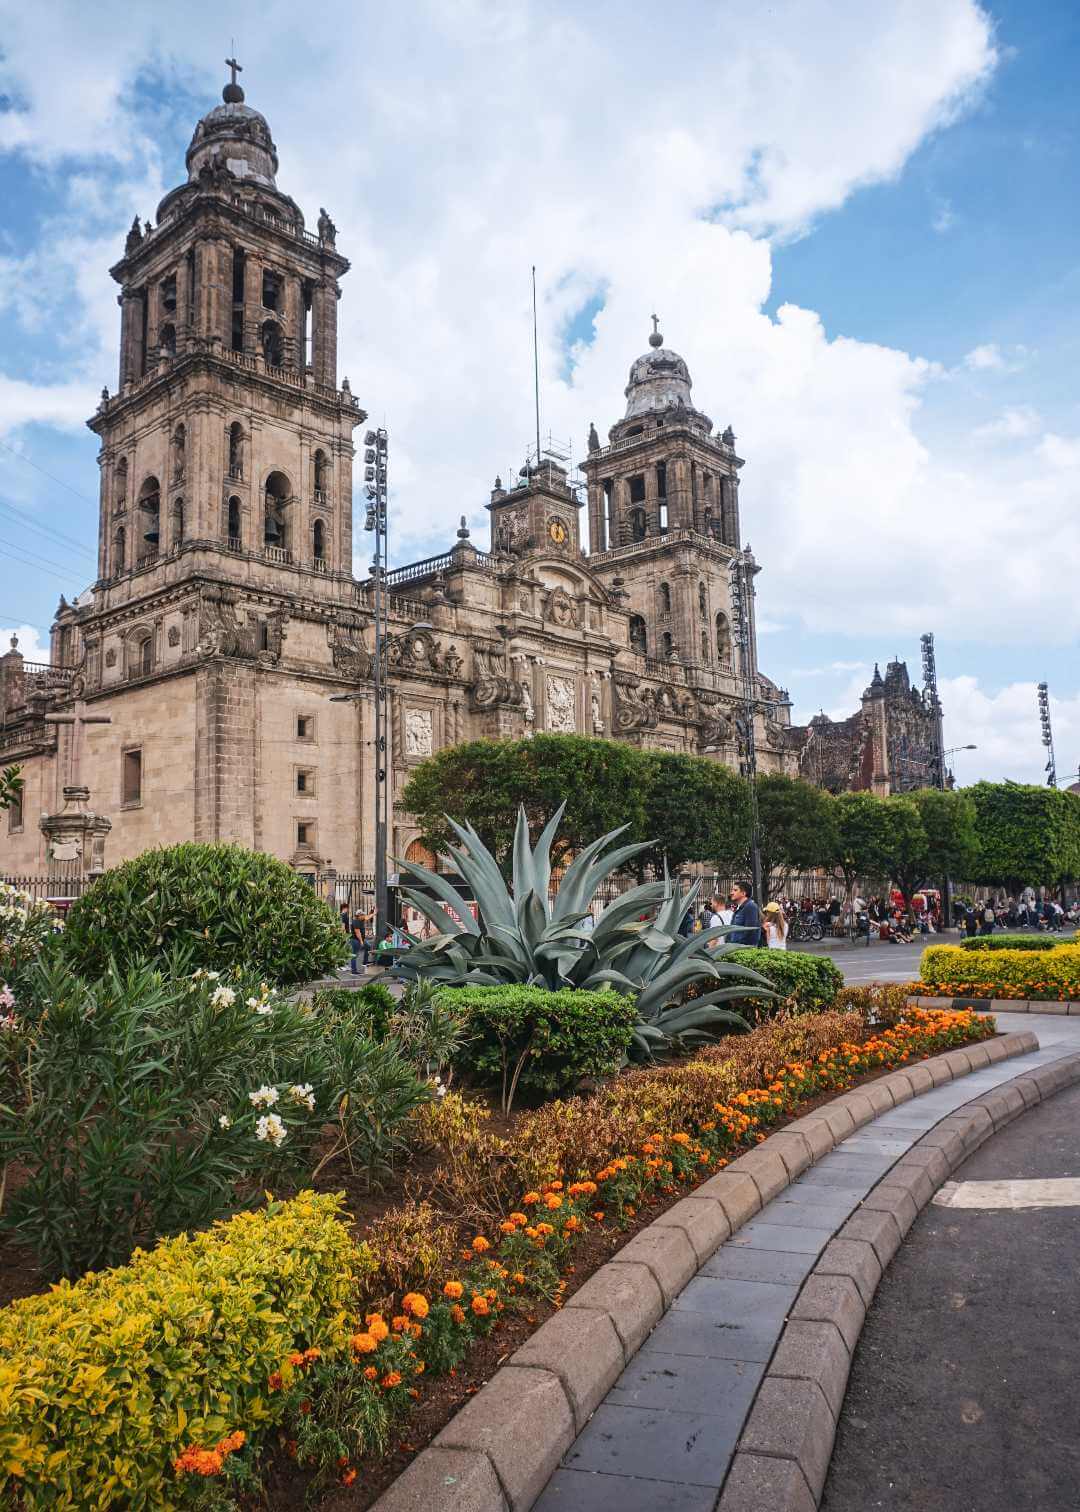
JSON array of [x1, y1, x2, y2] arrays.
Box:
[[920, 943, 1080, 1000], [0, 1006, 992, 1506]]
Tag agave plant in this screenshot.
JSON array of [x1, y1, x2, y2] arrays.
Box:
[[393, 804, 774, 1060]]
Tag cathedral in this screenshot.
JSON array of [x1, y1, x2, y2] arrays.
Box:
[[0, 70, 801, 882]]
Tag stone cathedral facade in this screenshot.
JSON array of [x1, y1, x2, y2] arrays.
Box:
[[0, 75, 796, 880]]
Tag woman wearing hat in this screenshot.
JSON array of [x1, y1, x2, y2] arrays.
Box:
[[763, 900, 787, 950]]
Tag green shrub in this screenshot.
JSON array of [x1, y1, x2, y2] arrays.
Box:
[[447, 986, 637, 1111], [310, 981, 396, 1038], [958, 933, 1059, 952], [0, 1193, 358, 1508], [60, 842, 348, 985], [920, 943, 1080, 1000], [725, 948, 843, 1018]]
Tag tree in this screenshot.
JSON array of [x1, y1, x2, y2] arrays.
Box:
[[967, 781, 1080, 891], [754, 774, 838, 902], [0, 765, 21, 813], [639, 752, 751, 876], [877, 797, 930, 916], [829, 791, 892, 903], [909, 787, 978, 884], [399, 736, 650, 866]]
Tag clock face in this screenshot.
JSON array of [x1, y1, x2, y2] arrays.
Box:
[[547, 516, 568, 545]]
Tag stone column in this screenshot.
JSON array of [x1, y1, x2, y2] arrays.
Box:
[[721, 474, 741, 548], [644, 462, 659, 536], [176, 254, 191, 354], [587, 479, 606, 551], [119, 289, 143, 388], [244, 252, 262, 359], [311, 278, 339, 389]]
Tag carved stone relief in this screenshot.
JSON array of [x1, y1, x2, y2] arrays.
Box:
[[545, 674, 576, 733], [404, 707, 434, 759]]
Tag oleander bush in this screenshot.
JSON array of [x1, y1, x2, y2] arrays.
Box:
[[448, 985, 638, 1111], [0, 1193, 358, 1509], [311, 981, 397, 1038], [920, 942, 1080, 999], [958, 933, 1059, 951], [61, 842, 348, 985], [722, 947, 844, 1018]]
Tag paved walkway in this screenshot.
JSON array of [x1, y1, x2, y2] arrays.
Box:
[[824, 1073, 1080, 1512], [534, 1013, 1080, 1510]]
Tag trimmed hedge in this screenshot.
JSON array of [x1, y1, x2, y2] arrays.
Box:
[[958, 934, 1059, 952], [920, 943, 1080, 1000], [0, 1193, 358, 1507], [447, 985, 637, 1107], [61, 843, 348, 985], [726, 947, 844, 1017]]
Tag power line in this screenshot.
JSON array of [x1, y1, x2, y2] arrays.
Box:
[[0, 542, 85, 587], [0, 534, 92, 581], [0, 497, 97, 568], [0, 435, 99, 510]]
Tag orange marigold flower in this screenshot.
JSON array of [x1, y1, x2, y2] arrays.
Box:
[[382, 1371, 403, 1389], [402, 1292, 430, 1319], [288, 1351, 306, 1368], [216, 1430, 246, 1455], [340, 1467, 358, 1487], [391, 1315, 409, 1332], [508, 1211, 528, 1225], [500, 1220, 518, 1235], [544, 1194, 563, 1210], [364, 1366, 378, 1380], [471, 1236, 491, 1253], [450, 1304, 466, 1324], [545, 1181, 564, 1192], [513, 1271, 526, 1284], [471, 1294, 490, 1316], [174, 1446, 225, 1477], [366, 1317, 389, 1342], [350, 1332, 378, 1354], [536, 1222, 554, 1235], [268, 1371, 284, 1391], [443, 1280, 464, 1299], [593, 1210, 605, 1221], [522, 1192, 541, 1205], [671, 1132, 691, 1145], [304, 1347, 321, 1363]]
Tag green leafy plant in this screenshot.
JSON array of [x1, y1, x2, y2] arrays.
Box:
[[958, 933, 1059, 951], [388, 977, 471, 1080], [0, 764, 21, 813], [310, 981, 397, 1038], [60, 842, 348, 985], [394, 804, 772, 1060], [446, 985, 637, 1112], [724, 947, 844, 1019]]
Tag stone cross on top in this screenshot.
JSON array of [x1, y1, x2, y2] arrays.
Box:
[[44, 699, 112, 791], [651, 313, 660, 337], [225, 55, 243, 87]]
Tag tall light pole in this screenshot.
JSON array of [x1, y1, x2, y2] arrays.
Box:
[[365, 428, 389, 938], [1038, 682, 1057, 788], [943, 743, 977, 783], [729, 549, 763, 904]]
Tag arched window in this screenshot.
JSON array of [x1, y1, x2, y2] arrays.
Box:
[[716, 611, 731, 664], [136, 476, 160, 562], [630, 508, 647, 542], [313, 518, 326, 562], [227, 496, 242, 546], [661, 631, 674, 660], [159, 323, 176, 357], [171, 424, 185, 483], [659, 581, 672, 614], [260, 320, 284, 367], [171, 497, 184, 548], [264, 471, 292, 552], [701, 630, 709, 662], [228, 422, 243, 480], [698, 582, 707, 618], [115, 456, 128, 510], [113, 525, 126, 576], [313, 449, 330, 499], [127, 629, 153, 679], [629, 614, 647, 656]]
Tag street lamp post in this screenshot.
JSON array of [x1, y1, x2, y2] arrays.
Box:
[[729, 550, 763, 904], [364, 429, 390, 940]]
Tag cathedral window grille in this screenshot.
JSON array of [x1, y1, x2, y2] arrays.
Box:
[[113, 525, 126, 576], [160, 274, 177, 316], [114, 455, 128, 511], [171, 423, 186, 483], [136, 476, 160, 562], [629, 614, 647, 656], [313, 449, 330, 501], [262, 269, 282, 312], [656, 462, 667, 498], [630, 507, 647, 542], [227, 495, 242, 548], [171, 497, 185, 548], [159, 322, 176, 357], [701, 630, 709, 662], [7, 788, 23, 834], [659, 581, 672, 615], [227, 422, 244, 481], [661, 631, 674, 660], [264, 471, 292, 552], [312, 518, 326, 563], [296, 819, 315, 850], [297, 714, 315, 742], [628, 474, 646, 505], [122, 747, 143, 806]]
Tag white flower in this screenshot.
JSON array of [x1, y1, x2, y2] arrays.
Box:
[[255, 1113, 287, 1148], [0, 985, 14, 1011], [430, 1077, 448, 1100], [255, 1003, 273, 1016], [210, 985, 236, 1008], [205, 971, 221, 981], [218, 1114, 232, 1130], [0, 1014, 17, 1033], [249, 1085, 279, 1109], [289, 1083, 316, 1111], [246, 996, 260, 1009]]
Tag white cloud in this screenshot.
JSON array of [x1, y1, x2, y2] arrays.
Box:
[[0, 623, 50, 662], [941, 676, 1080, 787], [932, 198, 957, 233], [964, 342, 1007, 371], [973, 405, 1042, 443], [1037, 433, 1080, 469]]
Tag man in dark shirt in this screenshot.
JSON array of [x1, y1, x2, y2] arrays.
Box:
[[729, 881, 763, 947], [350, 906, 373, 974]]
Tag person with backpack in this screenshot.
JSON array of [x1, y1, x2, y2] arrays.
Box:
[[980, 899, 996, 936]]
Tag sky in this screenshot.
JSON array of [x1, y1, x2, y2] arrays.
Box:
[[1, 0, 1078, 788]]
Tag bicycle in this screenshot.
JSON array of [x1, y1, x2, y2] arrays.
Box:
[[788, 916, 824, 943]]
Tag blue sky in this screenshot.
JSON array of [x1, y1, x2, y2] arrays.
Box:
[[1, 0, 1077, 785]]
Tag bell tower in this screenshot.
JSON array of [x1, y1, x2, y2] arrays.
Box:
[[88, 62, 363, 601]]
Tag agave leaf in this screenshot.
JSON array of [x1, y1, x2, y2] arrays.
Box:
[[551, 829, 640, 920], [578, 967, 641, 994], [443, 819, 516, 930], [680, 985, 776, 1011], [651, 1002, 751, 1035], [636, 959, 729, 1016], [531, 802, 566, 913], [396, 888, 471, 939], [511, 806, 537, 912], [395, 863, 481, 936], [589, 884, 669, 943]]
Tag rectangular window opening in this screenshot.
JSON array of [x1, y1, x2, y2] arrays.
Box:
[[628, 474, 646, 505], [8, 792, 23, 833], [296, 821, 313, 849], [296, 768, 316, 796], [297, 714, 315, 742], [122, 748, 143, 806]]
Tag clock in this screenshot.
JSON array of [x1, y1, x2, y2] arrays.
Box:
[[547, 515, 569, 546]]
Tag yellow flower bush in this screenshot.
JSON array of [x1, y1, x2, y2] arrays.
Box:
[[0, 1193, 357, 1508], [921, 943, 1080, 1000]]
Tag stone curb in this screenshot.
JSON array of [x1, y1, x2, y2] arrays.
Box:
[[913, 994, 1080, 1015], [718, 1048, 1080, 1510], [373, 1028, 1039, 1512]]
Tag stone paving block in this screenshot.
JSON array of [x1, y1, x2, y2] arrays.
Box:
[[1012, 1074, 1043, 1108], [655, 1194, 731, 1263], [836, 1207, 901, 1269], [878, 1069, 915, 1105], [983, 1036, 1013, 1061], [862, 1080, 897, 1116], [1000, 999, 1029, 1012], [978, 1082, 1025, 1128], [886, 1160, 936, 1210], [728, 1220, 834, 1256], [607, 1349, 764, 1419], [814, 1236, 882, 1306], [895, 1144, 949, 1187], [674, 1274, 797, 1321], [953, 1103, 994, 1151], [565, 1262, 663, 1358], [839, 1134, 912, 1157], [901, 1061, 935, 1095], [829, 1090, 875, 1130], [739, 1376, 836, 1501], [762, 1131, 814, 1181], [789, 1271, 866, 1354], [762, 1192, 858, 1227], [717, 1451, 818, 1512], [695, 1171, 762, 1233], [782, 1114, 835, 1161], [1035, 1001, 1068, 1014], [786, 1167, 873, 1195], [511, 1306, 624, 1432], [916, 1124, 966, 1166], [536, 1467, 716, 1512], [434, 1364, 573, 1512], [702, 1245, 818, 1286], [373, 1445, 508, 1512], [964, 1041, 993, 1070], [731, 1147, 790, 1204], [818, 1102, 857, 1142], [563, 1400, 737, 1488], [859, 1181, 920, 1238], [925, 1055, 955, 1086], [943, 1047, 977, 1076], [768, 1318, 852, 1419], [611, 1226, 698, 1308], [643, 1304, 783, 1365]]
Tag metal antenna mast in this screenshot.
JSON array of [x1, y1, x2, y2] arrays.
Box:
[[920, 632, 946, 790], [531, 266, 541, 470], [1038, 682, 1057, 788]]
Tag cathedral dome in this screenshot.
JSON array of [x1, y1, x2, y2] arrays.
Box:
[[185, 78, 279, 187], [624, 320, 693, 418]]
